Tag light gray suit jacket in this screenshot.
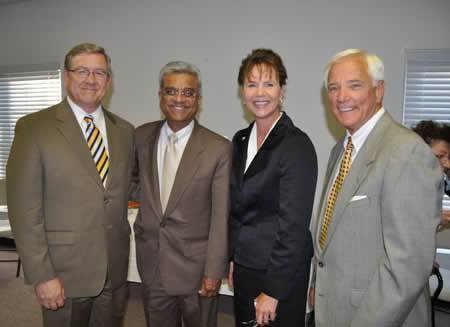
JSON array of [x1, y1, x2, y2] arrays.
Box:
[[6, 99, 135, 297], [312, 112, 442, 327], [132, 120, 231, 295]]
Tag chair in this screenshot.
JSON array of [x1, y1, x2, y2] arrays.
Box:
[[0, 179, 21, 278], [431, 266, 444, 327], [0, 236, 21, 277]]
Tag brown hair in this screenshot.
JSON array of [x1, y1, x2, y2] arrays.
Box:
[[238, 48, 287, 87], [64, 43, 112, 73], [412, 120, 449, 145]]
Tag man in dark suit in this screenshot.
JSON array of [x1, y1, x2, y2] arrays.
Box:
[[310, 49, 442, 327], [132, 61, 231, 327], [7, 43, 134, 327]]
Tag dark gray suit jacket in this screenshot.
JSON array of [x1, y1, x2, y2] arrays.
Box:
[[229, 113, 318, 300]]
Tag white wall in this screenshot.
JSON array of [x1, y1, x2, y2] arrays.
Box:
[[2, 0, 450, 213]]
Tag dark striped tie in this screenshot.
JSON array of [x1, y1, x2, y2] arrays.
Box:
[[84, 116, 109, 185]]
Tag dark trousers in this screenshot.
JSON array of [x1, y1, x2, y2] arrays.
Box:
[[233, 263, 310, 327], [141, 267, 218, 327], [41, 276, 128, 327]]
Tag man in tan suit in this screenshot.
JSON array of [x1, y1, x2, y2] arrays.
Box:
[[132, 61, 231, 327], [7, 43, 134, 327]]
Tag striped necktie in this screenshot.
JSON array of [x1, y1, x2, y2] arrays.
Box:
[[319, 136, 354, 249], [84, 116, 109, 186]]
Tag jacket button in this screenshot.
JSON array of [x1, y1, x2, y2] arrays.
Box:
[[318, 261, 324, 268], [160, 222, 165, 228]]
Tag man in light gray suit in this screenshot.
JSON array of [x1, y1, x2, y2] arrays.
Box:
[[310, 49, 443, 326], [7, 43, 134, 327]]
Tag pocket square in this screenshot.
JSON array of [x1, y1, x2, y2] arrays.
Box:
[[350, 195, 367, 202]]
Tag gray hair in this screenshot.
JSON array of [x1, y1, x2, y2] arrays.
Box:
[[323, 49, 384, 88], [159, 61, 202, 96]]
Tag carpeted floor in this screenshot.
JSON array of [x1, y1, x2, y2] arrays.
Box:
[[1, 252, 450, 327], [0, 252, 235, 327]]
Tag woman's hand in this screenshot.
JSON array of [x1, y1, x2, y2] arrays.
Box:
[[228, 262, 234, 289], [255, 292, 278, 326]]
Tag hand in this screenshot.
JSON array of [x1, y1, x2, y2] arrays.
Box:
[[309, 287, 315, 308], [228, 262, 234, 289], [199, 276, 221, 297], [35, 278, 65, 310], [442, 210, 450, 225], [255, 292, 278, 326]]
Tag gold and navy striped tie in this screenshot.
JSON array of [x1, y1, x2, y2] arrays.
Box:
[[319, 136, 354, 249], [84, 116, 109, 185]]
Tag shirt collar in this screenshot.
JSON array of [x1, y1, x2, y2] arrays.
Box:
[[163, 120, 195, 140], [345, 107, 385, 154], [67, 96, 104, 124]]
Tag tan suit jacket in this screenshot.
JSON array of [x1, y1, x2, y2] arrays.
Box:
[[6, 99, 134, 297], [312, 112, 442, 327], [133, 120, 231, 295]]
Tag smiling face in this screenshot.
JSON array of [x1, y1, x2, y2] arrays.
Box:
[[63, 53, 111, 113], [327, 55, 384, 134], [159, 72, 201, 132], [242, 65, 285, 123]]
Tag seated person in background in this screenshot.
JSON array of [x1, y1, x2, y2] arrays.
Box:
[[413, 120, 450, 225]]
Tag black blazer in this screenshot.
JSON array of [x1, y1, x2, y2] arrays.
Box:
[[229, 113, 317, 300]]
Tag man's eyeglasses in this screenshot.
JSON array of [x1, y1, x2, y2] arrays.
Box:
[[67, 68, 110, 81], [161, 87, 197, 98]]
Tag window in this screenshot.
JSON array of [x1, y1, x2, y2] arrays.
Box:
[[402, 49, 450, 254], [402, 48, 450, 127], [0, 64, 62, 178]]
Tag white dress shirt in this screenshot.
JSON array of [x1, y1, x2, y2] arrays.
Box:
[[157, 121, 195, 195], [245, 112, 284, 172], [329, 107, 385, 191], [67, 96, 110, 156]]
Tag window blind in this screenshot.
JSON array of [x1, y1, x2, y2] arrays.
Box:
[[402, 48, 450, 127], [402, 49, 450, 213], [0, 68, 62, 178]]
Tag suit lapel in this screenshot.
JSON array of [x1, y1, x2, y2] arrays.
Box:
[[165, 122, 204, 214], [232, 124, 252, 189], [244, 114, 290, 180], [55, 99, 103, 189], [321, 113, 392, 253], [144, 122, 164, 217], [104, 110, 120, 190]]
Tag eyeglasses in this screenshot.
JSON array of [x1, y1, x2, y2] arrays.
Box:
[[67, 68, 110, 81], [161, 87, 197, 98]]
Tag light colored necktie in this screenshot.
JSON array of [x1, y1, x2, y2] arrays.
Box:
[[319, 137, 354, 249], [84, 116, 109, 186], [161, 134, 179, 212]]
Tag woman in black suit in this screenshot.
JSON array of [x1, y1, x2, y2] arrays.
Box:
[[228, 48, 318, 327]]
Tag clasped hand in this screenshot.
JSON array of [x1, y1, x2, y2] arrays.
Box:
[[35, 277, 65, 310]]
